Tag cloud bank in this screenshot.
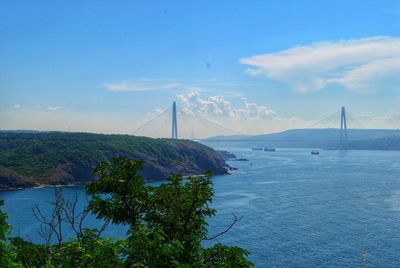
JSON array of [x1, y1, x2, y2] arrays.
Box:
[[240, 36, 400, 92], [177, 91, 275, 120], [175, 92, 309, 136]]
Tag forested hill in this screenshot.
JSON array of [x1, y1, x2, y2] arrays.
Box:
[[0, 132, 229, 190]]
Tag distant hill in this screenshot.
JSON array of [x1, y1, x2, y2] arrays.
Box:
[[0, 132, 229, 190], [342, 136, 400, 150], [204, 128, 400, 149]]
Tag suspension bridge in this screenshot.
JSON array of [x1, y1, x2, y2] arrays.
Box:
[[131, 101, 381, 145]]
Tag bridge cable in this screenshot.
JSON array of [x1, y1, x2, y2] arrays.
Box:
[[346, 112, 365, 129], [177, 107, 247, 136], [307, 110, 340, 128], [384, 113, 400, 127], [131, 107, 171, 135], [190, 113, 247, 136]]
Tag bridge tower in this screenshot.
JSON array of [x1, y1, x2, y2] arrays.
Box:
[[340, 106, 348, 145], [171, 101, 178, 139]]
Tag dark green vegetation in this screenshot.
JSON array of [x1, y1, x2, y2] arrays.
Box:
[[0, 200, 18, 267], [0, 157, 253, 267], [0, 132, 229, 189], [205, 128, 400, 149]]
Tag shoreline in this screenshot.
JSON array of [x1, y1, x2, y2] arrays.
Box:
[[0, 168, 233, 192]]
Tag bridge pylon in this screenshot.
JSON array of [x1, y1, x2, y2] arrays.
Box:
[[340, 106, 348, 146], [171, 101, 178, 139]]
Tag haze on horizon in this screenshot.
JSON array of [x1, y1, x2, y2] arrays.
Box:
[[1, 1, 400, 138]]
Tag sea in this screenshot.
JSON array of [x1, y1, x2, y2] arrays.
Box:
[[1, 147, 400, 267]]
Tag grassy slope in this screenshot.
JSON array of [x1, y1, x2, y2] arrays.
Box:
[[0, 132, 228, 189]]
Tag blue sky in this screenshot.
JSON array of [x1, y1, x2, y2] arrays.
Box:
[[1, 0, 400, 137]]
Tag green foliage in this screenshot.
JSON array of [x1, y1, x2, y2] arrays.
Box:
[[0, 200, 20, 268], [87, 157, 253, 267], [203, 243, 253, 268], [9, 237, 48, 267], [10, 229, 125, 268], [48, 229, 125, 268], [87, 158, 149, 227]]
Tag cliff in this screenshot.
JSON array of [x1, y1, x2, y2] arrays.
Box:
[[0, 132, 229, 190]]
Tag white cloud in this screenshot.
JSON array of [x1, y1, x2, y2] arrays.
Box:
[[240, 36, 400, 93], [13, 104, 21, 109], [174, 92, 311, 136], [102, 80, 181, 92], [102, 78, 256, 95], [47, 106, 61, 111], [177, 91, 275, 120]]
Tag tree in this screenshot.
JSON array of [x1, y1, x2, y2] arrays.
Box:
[[24, 188, 117, 267], [87, 156, 253, 267], [0, 200, 20, 267]]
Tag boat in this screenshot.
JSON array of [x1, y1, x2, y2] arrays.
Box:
[[252, 147, 263, 151], [311, 151, 320, 155], [264, 148, 276, 152]]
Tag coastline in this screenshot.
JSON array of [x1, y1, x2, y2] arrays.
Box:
[[0, 167, 234, 192]]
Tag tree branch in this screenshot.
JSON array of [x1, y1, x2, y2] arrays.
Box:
[[203, 213, 242, 241]]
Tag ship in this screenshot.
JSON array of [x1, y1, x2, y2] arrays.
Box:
[[264, 148, 276, 152]]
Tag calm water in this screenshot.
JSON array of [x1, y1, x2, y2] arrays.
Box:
[[1, 148, 400, 267]]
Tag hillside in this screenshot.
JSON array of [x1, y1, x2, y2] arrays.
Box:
[[0, 132, 229, 190], [342, 136, 400, 150], [204, 128, 400, 149]]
